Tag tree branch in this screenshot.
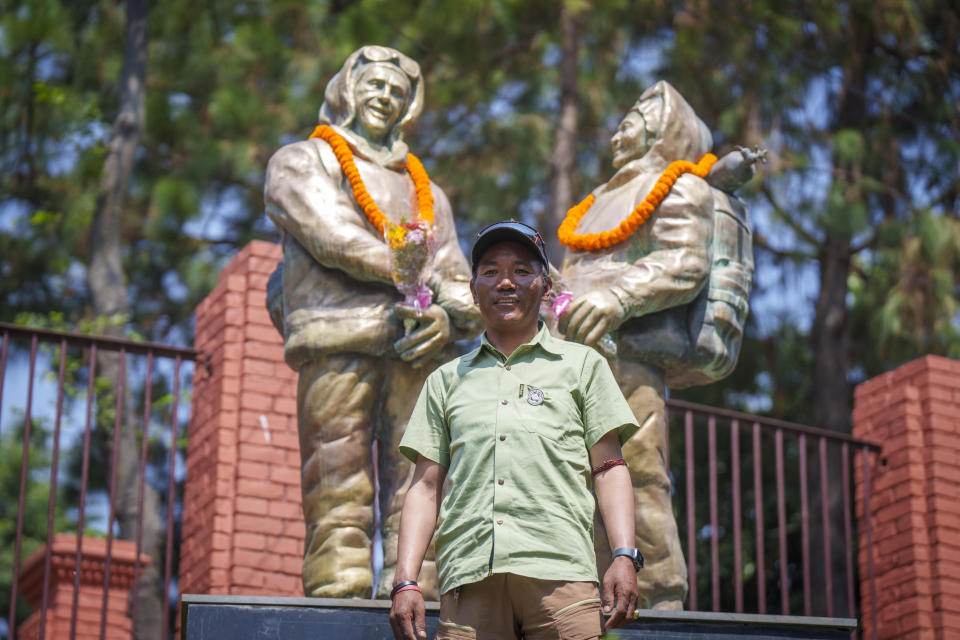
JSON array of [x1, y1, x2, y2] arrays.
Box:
[[753, 233, 816, 262], [850, 232, 877, 254], [759, 183, 820, 246]]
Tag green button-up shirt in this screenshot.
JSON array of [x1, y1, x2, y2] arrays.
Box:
[[399, 323, 639, 594]]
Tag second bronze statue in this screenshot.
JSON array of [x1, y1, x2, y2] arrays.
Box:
[[559, 80, 758, 609]]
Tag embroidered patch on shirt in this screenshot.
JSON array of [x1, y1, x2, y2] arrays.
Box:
[[526, 386, 545, 406]]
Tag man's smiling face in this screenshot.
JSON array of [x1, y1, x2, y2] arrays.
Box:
[[470, 241, 550, 337], [352, 64, 411, 143]]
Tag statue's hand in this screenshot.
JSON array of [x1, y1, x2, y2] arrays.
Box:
[[559, 290, 626, 348], [393, 304, 451, 368]]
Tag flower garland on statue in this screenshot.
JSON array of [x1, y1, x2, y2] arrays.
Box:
[[557, 153, 718, 251], [308, 125, 434, 233]]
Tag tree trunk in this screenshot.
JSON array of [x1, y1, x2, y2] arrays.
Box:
[[85, 1, 163, 638], [808, 3, 871, 617], [811, 236, 852, 432], [541, 4, 582, 266]]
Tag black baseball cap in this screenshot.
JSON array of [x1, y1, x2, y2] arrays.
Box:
[[471, 221, 549, 274]]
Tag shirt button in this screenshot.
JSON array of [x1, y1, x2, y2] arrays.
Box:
[[497, 519, 504, 525], [505, 365, 511, 371], [499, 434, 506, 441], [501, 399, 508, 405], [498, 478, 504, 485]]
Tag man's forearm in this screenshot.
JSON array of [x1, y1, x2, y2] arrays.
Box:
[[590, 431, 636, 549], [594, 464, 635, 549], [394, 461, 444, 583]]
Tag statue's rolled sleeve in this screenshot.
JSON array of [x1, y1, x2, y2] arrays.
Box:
[[612, 174, 714, 318], [265, 141, 393, 284]]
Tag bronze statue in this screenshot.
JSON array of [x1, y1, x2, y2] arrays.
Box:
[[559, 80, 759, 609], [264, 46, 481, 599]]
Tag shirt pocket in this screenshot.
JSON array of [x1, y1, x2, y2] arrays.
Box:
[[514, 387, 584, 448]]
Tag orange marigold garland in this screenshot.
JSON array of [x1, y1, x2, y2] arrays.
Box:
[[558, 153, 718, 251], [404, 152, 435, 225], [308, 125, 434, 233]]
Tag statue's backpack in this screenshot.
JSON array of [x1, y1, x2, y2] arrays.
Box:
[[663, 149, 758, 389]]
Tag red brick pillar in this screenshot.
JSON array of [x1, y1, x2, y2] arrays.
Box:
[[180, 241, 304, 597], [853, 355, 960, 639], [16, 535, 149, 639]]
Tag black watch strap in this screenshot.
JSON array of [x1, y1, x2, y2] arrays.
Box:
[[390, 580, 419, 598], [611, 547, 644, 572]]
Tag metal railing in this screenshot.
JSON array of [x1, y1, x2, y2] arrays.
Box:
[[1, 322, 199, 640], [666, 398, 881, 632], [1, 320, 882, 637]]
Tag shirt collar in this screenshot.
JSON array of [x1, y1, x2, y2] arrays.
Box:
[[467, 322, 563, 363]]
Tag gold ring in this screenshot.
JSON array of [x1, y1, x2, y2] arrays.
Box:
[[632, 608, 640, 620]]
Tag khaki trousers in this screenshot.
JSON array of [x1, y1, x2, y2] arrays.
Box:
[[437, 574, 602, 640], [596, 358, 687, 609], [296, 353, 439, 598]]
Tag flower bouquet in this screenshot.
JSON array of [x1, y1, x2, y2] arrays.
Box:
[[385, 218, 437, 334]]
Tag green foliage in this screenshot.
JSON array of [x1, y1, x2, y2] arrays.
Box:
[[832, 129, 865, 165], [851, 211, 960, 368], [0, 422, 72, 628]]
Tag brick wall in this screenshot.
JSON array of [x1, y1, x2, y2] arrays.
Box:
[[853, 355, 960, 639], [180, 241, 304, 597], [16, 535, 147, 639]]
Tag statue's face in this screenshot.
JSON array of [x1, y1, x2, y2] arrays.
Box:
[[610, 98, 661, 168], [351, 64, 411, 143]]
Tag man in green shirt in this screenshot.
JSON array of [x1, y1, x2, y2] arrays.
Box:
[[389, 222, 642, 640]]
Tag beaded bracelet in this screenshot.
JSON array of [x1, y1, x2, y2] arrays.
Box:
[[391, 580, 420, 599], [592, 458, 626, 476]]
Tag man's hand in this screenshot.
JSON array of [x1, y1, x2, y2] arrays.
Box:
[[601, 556, 639, 630], [392, 457, 444, 639], [559, 290, 626, 347], [394, 304, 451, 367], [389, 590, 427, 639]]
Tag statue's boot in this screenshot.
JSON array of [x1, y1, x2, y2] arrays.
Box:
[[607, 359, 688, 609], [298, 355, 379, 597], [375, 358, 439, 600]]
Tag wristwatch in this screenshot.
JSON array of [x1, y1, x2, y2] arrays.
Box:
[[611, 547, 644, 572]]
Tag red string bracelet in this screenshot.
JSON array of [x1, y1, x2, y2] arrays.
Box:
[[592, 458, 627, 476], [391, 580, 419, 598], [392, 584, 422, 598]]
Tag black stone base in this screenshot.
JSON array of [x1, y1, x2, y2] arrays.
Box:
[[180, 595, 857, 639]]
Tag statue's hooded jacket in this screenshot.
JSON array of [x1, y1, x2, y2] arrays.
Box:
[[560, 81, 716, 373], [264, 48, 479, 368]]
